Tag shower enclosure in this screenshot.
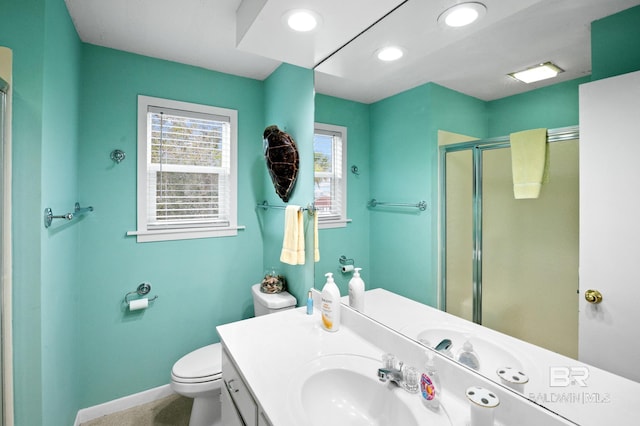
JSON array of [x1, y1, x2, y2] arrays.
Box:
[[439, 127, 579, 358]]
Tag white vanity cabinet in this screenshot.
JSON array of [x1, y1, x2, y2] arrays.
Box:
[[220, 381, 243, 426], [221, 346, 272, 426]]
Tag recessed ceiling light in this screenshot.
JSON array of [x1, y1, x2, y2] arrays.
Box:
[[438, 2, 486, 28], [509, 62, 564, 83], [376, 46, 404, 62], [284, 9, 320, 32]]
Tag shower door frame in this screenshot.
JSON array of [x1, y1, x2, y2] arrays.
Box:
[[438, 126, 579, 324]]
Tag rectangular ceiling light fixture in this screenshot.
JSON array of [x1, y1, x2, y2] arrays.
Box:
[[509, 62, 564, 83]]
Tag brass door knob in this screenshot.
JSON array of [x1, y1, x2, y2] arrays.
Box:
[[585, 289, 603, 304]]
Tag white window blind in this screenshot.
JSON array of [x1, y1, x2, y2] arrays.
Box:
[[134, 96, 238, 242], [147, 106, 230, 228], [314, 123, 347, 228]]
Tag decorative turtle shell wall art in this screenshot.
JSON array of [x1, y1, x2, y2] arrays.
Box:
[[263, 125, 299, 202]]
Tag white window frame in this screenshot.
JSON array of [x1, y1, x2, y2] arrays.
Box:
[[132, 95, 238, 242], [314, 123, 348, 229]]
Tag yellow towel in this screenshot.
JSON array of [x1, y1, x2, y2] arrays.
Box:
[[296, 209, 305, 264], [314, 212, 320, 262], [280, 205, 305, 265], [510, 128, 548, 199]]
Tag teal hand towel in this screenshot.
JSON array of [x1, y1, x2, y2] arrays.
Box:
[[510, 128, 548, 199]]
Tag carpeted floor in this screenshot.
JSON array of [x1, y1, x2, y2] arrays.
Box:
[[80, 394, 192, 426]]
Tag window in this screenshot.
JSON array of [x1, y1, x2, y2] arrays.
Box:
[[314, 123, 347, 228], [133, 95, 237, 242]]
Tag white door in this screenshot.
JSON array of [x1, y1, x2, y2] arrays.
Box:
[[579, 70, 640, 382]]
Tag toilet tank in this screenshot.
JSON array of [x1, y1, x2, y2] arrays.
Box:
[[251, 283, 297, 316]]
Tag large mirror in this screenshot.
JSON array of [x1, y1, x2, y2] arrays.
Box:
[[312, 0, 640, 422]]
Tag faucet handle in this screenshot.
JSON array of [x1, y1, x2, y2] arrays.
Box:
[[403, 366, 420, 393], [382, 353, 398, 369]]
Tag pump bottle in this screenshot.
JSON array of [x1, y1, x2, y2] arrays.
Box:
[[321, 273, 341, 332], [421, 353, 440, 410], [348, 267, 365, 312]]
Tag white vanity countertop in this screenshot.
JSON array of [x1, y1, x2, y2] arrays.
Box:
[[217, 307, 387, 425], [361, 288, 640, 425], [218, 299, 576, 426]]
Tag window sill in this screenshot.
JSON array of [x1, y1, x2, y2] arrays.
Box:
[[126, 225, 245, 242], [317, 219, 352, 230]]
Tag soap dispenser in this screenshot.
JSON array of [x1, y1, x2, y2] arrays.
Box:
[[321, 272, 341, 332], [348, 267, 365, 312], [456, 339, 480, 371], [421, 352, 440, 410]]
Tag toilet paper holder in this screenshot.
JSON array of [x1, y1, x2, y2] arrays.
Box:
[[339, 255, 355, 273], [339, 255, 354, 266], [124, 282, 158, 305]]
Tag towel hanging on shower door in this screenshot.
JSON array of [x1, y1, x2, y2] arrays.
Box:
[[510, 128, 549, 199]]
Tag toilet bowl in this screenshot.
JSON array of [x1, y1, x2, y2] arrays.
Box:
[[171, 343, 222, 426], [170, 284, 297, 426]]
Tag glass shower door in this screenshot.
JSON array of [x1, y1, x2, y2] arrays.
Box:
[[443, 137, 579, 358], [444, 149, 474, 322], [481, 140, 579, 358]]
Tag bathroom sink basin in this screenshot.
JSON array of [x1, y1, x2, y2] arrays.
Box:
[[287, 354, 451, 426]]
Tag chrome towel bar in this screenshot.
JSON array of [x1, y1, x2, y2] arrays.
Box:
[[44, 202, 94, 228], [256, 200, 316, 216], [368, 199, 427, 211]]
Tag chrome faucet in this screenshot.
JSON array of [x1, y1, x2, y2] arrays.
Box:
[[378, 355, 420, 393], [378, 364, 404, 385], [435, 338, 452, 353]]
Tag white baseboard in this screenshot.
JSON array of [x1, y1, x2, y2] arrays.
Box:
[[73, 384, 175, 426]]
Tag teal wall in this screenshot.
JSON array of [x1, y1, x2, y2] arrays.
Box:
[[314, 94, 371, 295], [368, 83, 486, 306], [591, 5, 640, 81], [0, 0, 47, 424], [262, 63, 315, 304], [41, 1, 82, 425], [76, 44, 266, 407], [487, 77, 589, 137], [1, 0, 82, 424]]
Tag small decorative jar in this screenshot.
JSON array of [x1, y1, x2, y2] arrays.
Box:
[[260, 267, 286, 294]]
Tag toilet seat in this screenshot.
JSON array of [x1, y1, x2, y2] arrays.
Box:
[[171, 343, 222, 384]]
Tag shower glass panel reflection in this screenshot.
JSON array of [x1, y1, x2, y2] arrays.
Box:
[[441, 130, 579, 358]]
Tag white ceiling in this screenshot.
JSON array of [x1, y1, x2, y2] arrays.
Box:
[[65, 0, 640, 103]]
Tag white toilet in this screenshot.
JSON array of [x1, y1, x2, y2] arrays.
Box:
[[250, 283, 298, 316], [170, 284, 297, 426]]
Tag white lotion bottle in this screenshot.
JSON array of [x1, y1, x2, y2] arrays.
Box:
[[321, 272, 341, 332], [348, 267, 365, 312]]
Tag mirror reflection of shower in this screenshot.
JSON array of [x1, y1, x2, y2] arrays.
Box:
[[440, 128, 579, 358]]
